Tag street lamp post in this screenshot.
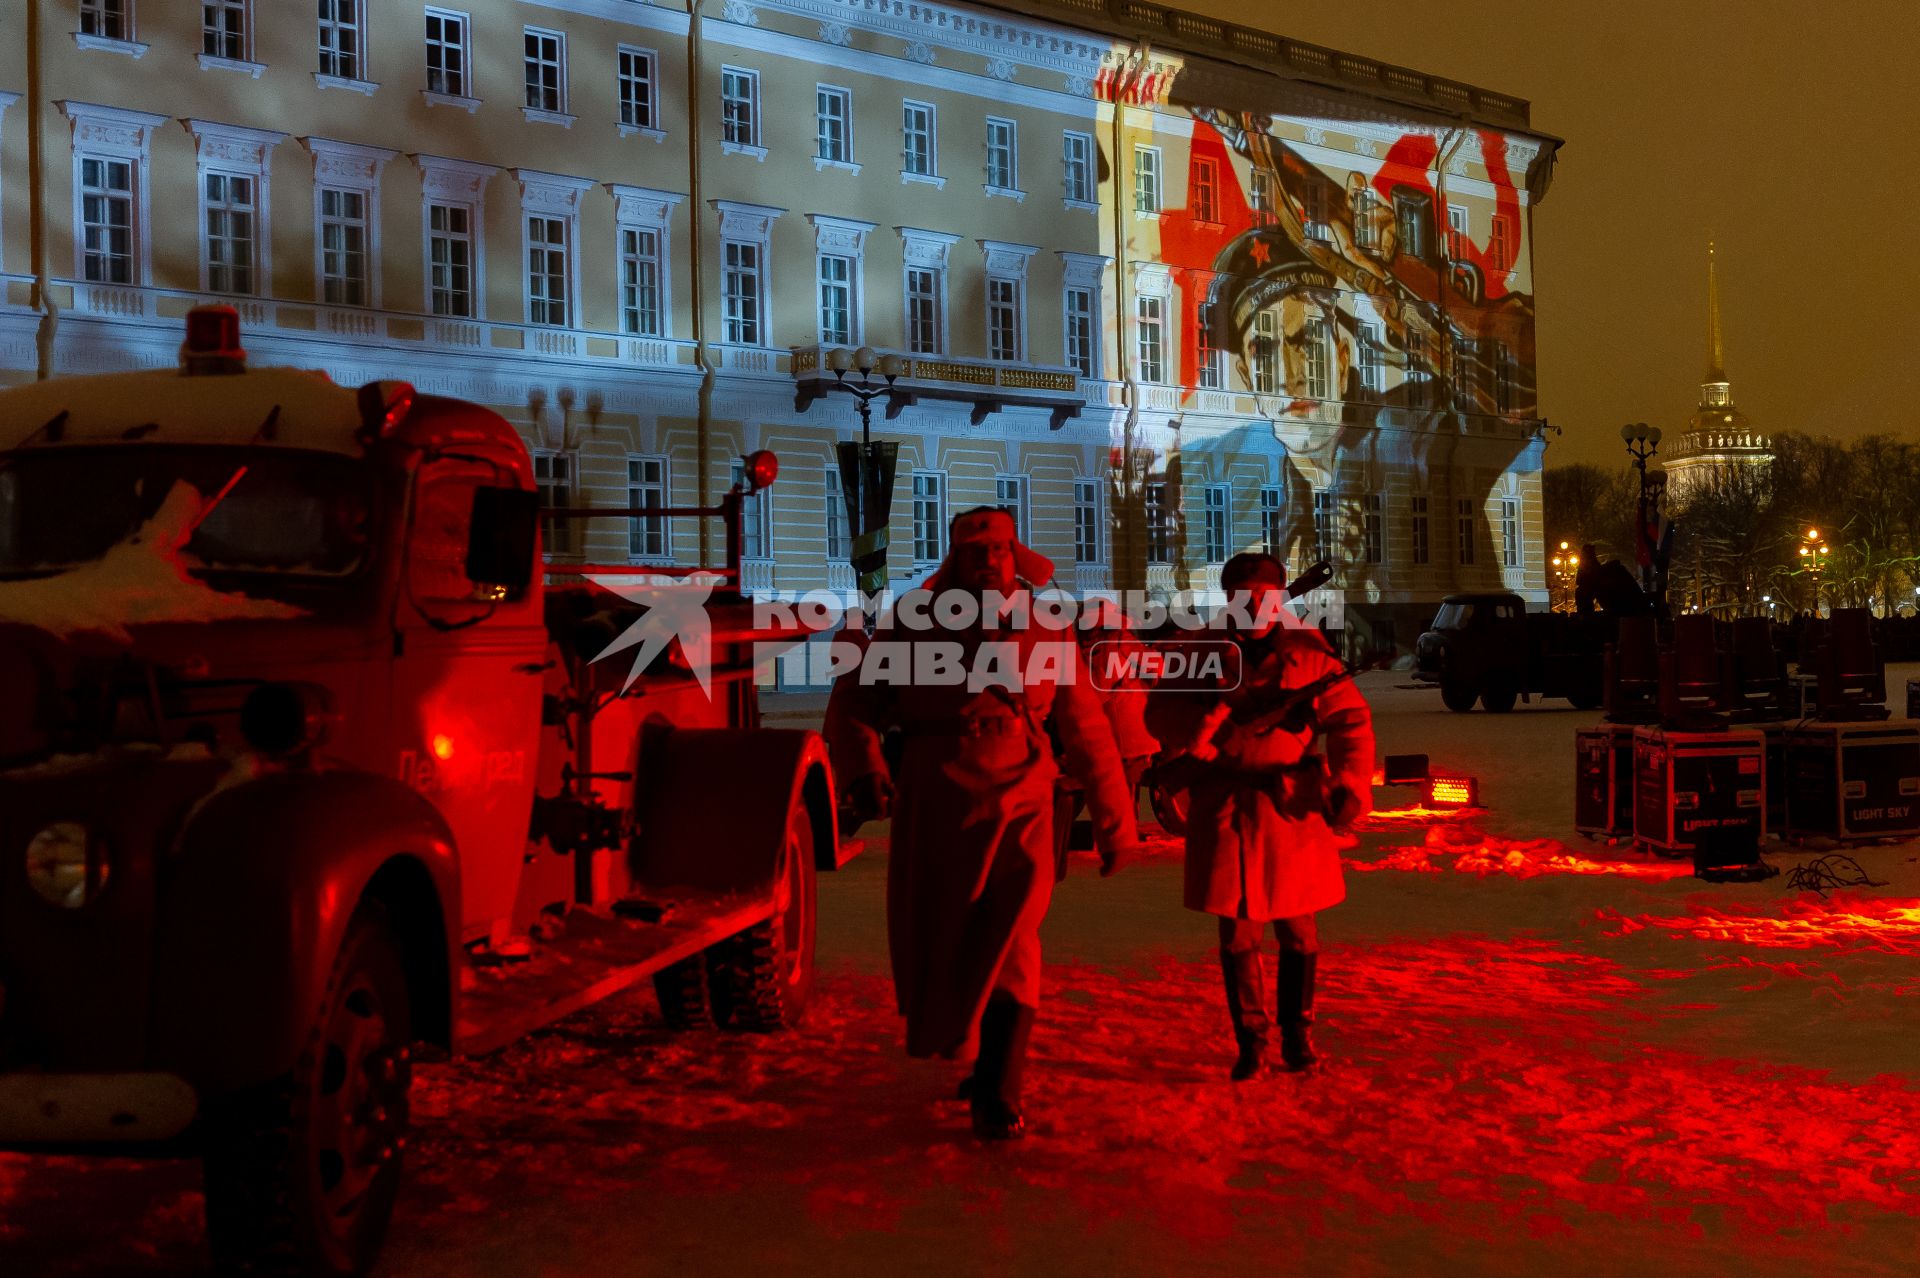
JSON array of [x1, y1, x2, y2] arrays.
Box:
[[1549, 540, 1580, 613], [820, 346, 907, 622], [1620, 422, 1666, 614], [1797, 527, 1830, 616]]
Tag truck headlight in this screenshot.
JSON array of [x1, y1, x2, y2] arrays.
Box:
[[25, 821, 107, 909]]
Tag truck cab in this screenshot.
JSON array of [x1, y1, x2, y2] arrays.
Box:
[[0, 308, 841, 1275], [1414, 591, 1608, 713]]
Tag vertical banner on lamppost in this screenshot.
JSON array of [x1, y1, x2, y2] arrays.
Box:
[[836, 439, 898, 601]]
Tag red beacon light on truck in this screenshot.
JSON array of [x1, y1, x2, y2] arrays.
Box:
[[741, 449, 779, 493], [180, 304, 247, 376]]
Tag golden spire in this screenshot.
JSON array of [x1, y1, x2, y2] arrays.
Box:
[[1705, 240, 1726, 383]]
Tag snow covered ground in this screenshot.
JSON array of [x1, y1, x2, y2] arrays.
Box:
[[6, 673, 1919, 1275]]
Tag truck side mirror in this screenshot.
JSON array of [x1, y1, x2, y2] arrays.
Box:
[[465, 486, 537, 598]]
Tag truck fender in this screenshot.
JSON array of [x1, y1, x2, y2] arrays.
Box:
[[150, 771, 461, 1093], [632, 728, 840, 898]]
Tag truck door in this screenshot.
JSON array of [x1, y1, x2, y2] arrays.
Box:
[[391, 455, 548, 945]]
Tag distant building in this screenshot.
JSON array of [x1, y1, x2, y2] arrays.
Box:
[[1662, 244, 1770, 505], [0, 0, 1562, 656]]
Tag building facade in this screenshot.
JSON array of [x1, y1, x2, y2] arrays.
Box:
[[0, 0, 1560, 659], [1662, 243, 1769, 507]]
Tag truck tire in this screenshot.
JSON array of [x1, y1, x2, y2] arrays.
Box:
[[711, 799, 818, 1032], [652, 954, 721, 1031], [1440, 678, 1479, 713], [1480, 680, 1518, 713], [202, 903, 412, 1278], [1567, 681, 1604, 711]]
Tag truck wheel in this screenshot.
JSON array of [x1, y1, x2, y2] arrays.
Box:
[[652, 954, 721, 1031], [1567, 681, 1604, 711], [202, 903, 412, 1278], [711, 800, 818, 1032], [1440, 679, 1478, 713], [1480, 680, 1518, 713]]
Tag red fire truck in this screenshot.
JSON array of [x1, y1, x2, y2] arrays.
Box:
[[0, 308, 844, 1274]]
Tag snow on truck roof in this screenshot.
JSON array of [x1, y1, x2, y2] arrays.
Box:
[[0, 366, 364, 455]]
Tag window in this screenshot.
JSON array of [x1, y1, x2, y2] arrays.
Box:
[[1074, 479, 1100, 565], [1501, 498, 1520, 568], [1405, 334, 1431, 409], [1136, 295, 1164, 384], [902, 101, 936, 177], [1488, 215, 1511, 273], [627, 456, 670, 560], [1202, 485, 1229, 563], [621, 226, 662, 336], [722, 239, 763, 345], [1356, 320, 1384, 399], [905, 266, 941, 355], [1190, 157, 1218, 223], [318, 187, 369, 306], [1063, 131, 1093, 204], [1144, 482, 1172, 564], [202, 0, 248, 60], [424, 9, 469, 97], [317, 1, 365, 79], [1196, 300, 1224, 390], [1447, 204, 1469, 260], [1411, 495, 1430, 565], [203, 171, 257, 295], [1302, 183, 1330, 241], [1259, 486, 1283, 556], [987, 276, 1022, 362], [730, 459, 772, 560], [1353, 188, 1380, 249], [1362, 493, 1383, 565], [1252, 310, 1279, 394], [428, 202, 474, 317], [721, 67, 759, 147], [79, 156, 135, 284], [911, 471, 945, 563], [1492, 342, 1517, 414], [1394, 193, 1427, 257], [818, 253, 853, 345], [80, 0, 130, 40], [825, 464, 849, 562], [1064, 286, 1095, 378], [618, 47, 657, 130], [534, 452, 575, 557], [1312, 490, 1335, 560], [1457, 497, 1476, 565], [526, 215, 569, 326], [1133, 146, 1162, 213], [817, 86, 852, 164], [523, 28, 565, 113], [995, 475, 1029, 543], [1302, 318, 1333, 400], [1250, 168, 1274, 221], [985, 117, 1018, 192]]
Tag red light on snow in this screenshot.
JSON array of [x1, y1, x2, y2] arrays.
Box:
[[742, 449, 780, 492], [1426, 775, 1480, 808], [431, 733, 456, 761]]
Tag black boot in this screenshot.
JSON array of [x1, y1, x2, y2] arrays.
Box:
[[1220, 948, 1270, 1081], [1276, 950, 1320, 1072], [970, 995, 1034, 1141]]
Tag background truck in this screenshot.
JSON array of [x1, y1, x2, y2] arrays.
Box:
[[0, 308, 843, 1275], [1412, 591, 1611, 712]]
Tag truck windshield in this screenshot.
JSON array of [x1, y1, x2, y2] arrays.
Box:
[[1433, 601, 1476, 629], [0, 446, 373, 579]]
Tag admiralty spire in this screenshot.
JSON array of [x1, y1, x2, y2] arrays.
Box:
[[1662, 242, 1773, 505]]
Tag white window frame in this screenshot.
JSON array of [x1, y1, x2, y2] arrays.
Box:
[[199, 0, 259, 73], [817, 253, 855, 346], [1502, 498, 1520, 568], [1313, 489, 1336, 562], [984, 116, 1021, 200], [1190, 155, 1219, 224], [627, 454, 672, 561], [1302, 183, 1330, 242], [316, 0, 369, 86], [1396, 192, 1428, 258], [720, 65, 764, 158], [1362, 492, 1384, 565], [1447, 203, 1470, 260], [1252, 309, 1280, 394], [1196, 298, 1224, 390], [714, 200, 784, 348], [617, 45, 662, 138], [1059, 252, 1107, 380], [301, 136, 395, 310], [995, 474, 1030, 544], [533, 449, 577, 559], [979, 239, 1035, 364], [721, 240, 764, 346], [1356, 318, 1384, 399], [200, 169, 260, 296], [1201, 483, 1229, 564], [1063, 286, 1095, 378], [77, 153, 138, 285], [911, 470, 947, 565], [730, 458, 774, 561], [609, 184, 683, 340], [899, 226, 959, 357], [825, 463, 850, 563], [1457, 497, 1477, 566], [511, 169, 593, 328], [415, 153, 495, 319], [806, 213, 874, 347], [423, 8, 474, 104], [1302, 317, 1334, 401], [1073, 477, 1101, 565], [1133, 145, 1162, 214], [522, 26, 571, 124], [1250, 167, 1274, 221], [1411, 495, 1431, 565], [1352, 187, 1380, 250], [80, 0, 135, 43], [1136, 294, 1165, 384], [62, 104, 167, 287], [621, 224, 665, 337], [1144, 481, 1172, 565], [901, 100, 940, 186], [1259, 485, 1283, 556], [184, 119, 284, 298], [1062, 130, 1095, 208], [815, 84, 856, 172]]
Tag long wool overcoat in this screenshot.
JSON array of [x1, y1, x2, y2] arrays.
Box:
[[1146, 627, 1374, 921], [825, 596, 1137, 1059]]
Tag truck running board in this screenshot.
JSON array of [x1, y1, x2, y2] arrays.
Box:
[[454, 893, 776, 1056]]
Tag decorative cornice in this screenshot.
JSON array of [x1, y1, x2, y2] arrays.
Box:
[[511, 169, 596, 216], [1056, 251, 1110, 288], [607, 183, 685, 229], [299, 136, 399, 189], [807, 212, 877, 255], [897, 226, 963, 268], [55, 100, 168, 157], [712, 198, 785, 242], [181, 119, 288, 172], [753, 0, 1108, 80], [412, 153, 499, 201], [978, 239, 1039, 279]]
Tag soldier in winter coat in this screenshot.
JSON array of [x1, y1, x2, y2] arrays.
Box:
[[1146, 552, 1374, 1078], [825, 507, 1140, 1139]]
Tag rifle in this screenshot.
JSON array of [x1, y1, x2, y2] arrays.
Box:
[[1143, 664, 1354, 797]]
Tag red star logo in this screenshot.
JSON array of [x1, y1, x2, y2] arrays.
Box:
[[1250, 239, 1270, 267]]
